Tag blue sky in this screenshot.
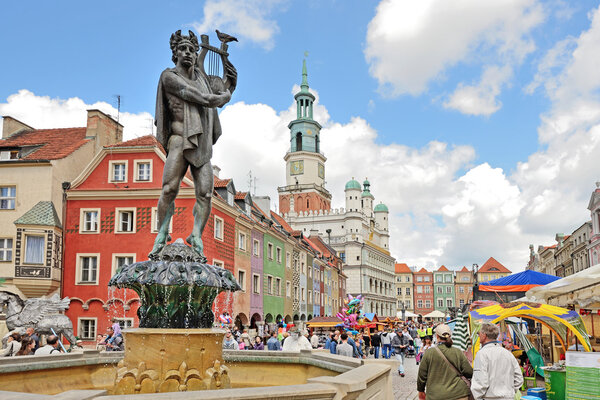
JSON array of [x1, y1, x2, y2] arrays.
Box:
[[2, 1, 600, 270]]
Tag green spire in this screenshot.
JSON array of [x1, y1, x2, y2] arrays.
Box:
[[301, 58, 309, 93]]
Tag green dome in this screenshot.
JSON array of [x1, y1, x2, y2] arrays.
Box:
[[361, 190, 374, 198], [345, 178, 361, 190], [374, 203, 389, 212], [363, 179, 370, 185]]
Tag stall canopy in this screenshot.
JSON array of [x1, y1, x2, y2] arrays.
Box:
[[424, 310, 446, 319], [479, 270, 560, 292], [526, 263, 600, 303], [469, 302, 591, 352], [397, 310, 419, 319]]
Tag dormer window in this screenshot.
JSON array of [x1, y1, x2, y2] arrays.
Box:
[[134, 160, 152, 182], [0, 150, 18, 160], [109, 160, 128, 183]]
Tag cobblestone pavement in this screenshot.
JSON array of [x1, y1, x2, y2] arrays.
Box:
[[364, 353, 420, 400]]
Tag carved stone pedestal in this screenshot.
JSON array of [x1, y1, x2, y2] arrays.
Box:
[[114, 328, 231, 394]]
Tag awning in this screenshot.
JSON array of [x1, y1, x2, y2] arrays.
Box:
[[480, 270, 560, 292], [526, 263, 600, 305], [397, 310, 419, 319], [424, 310, 446, 318]]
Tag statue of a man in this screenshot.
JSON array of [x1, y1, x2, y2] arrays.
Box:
[[149, 30, 232, 261]]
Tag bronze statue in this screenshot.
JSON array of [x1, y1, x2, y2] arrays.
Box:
[[149, 30, 236, 262]]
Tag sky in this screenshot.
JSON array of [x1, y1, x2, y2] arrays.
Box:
[[2, 0, 600, 272]]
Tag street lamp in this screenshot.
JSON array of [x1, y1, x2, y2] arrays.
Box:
[[401, 301, 406, 321]]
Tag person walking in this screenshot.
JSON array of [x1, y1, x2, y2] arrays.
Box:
[[416, 336, 432, 365], [381, 330, 392, 359], [267, 331, 282, 350], [392, 328, 410, 377], [326, 332, 338, 355], [336, 333, 354, 357], [363, 331, 371, 358], [371, 330, 381, 359], [471, 323, 523, 400], [417, 324, 473, 400]]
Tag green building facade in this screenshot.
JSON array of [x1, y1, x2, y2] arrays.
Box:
[[433, 266, 455, 313], [262, 231, 285, 323]]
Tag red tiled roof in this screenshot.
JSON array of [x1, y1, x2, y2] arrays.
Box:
[[106, 135, 157, 148], [270, 211, 295, 233], [459, 266, 469, 272], [308, 235, 338, 260], [479, 257, 511, 273], [214, 177, 231, 188], [235, 192, 248, 200], [415, 268, 430, 274], [395, 263, 412, 274], [437, 265, 449, 272], [0, 127, 90, 160]]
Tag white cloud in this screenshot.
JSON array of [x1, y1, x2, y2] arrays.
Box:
[[0, 90, 153, 140], [191, 0, 286, 51], [365, 0, 544, 115], [444, 65, 512, 116]]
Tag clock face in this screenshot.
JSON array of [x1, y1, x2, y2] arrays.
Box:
[[291, 160, 304, 175], [318, 163, 325, 179]]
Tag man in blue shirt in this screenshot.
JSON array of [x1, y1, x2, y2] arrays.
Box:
[[266, 332, 281, 350]]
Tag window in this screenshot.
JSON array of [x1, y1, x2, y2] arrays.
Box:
[[308, 290, 312, 304], [286, 252, 291, 268], [417, 276, 423, 282], [425, 300, 431, 308], [134, 160, 152, 182], [461, 276, 469, 282], [267, 243, 274, 260], [417, 286, 423, 293], [276, 247, 282, 263], [252, 274, 260, 294], [267, 276, 273, 295], [0, 238, 13, 261], [424, 286, 431, 293], [406, 300, 411, 309], [238, 232, 247, 251], [286, 281, 291, 297], [113, 254, 134, 275], [446, 286, 452, 293], [81, 209, 100, 233], [397, 288, 401, 296], [437, 286, 442, 294], [459, 286, 465, 294], [0, 186, 16, 209], [417, 300, 423, 308], [446, 299, 452, 307], [113, 318, 134, 330], [436, 275, 443, 282], [214, 216, 224, 240], [116, 208, 135, 233], [301, 288, 305, 301], [78, 255, 98, 284], [213, 259, 224, 268], [445, 275, 452, 283], [24, 235, 44, 264], [459, 299, 465, 307], [151, 207, 172, 233], [294, 286, 299, 300], [275, 278, 281, 296], [405, 276, 410, 282], [109, 161, 127, 182], [405, 287, 411, 295], [237, 270, 245, 291], [424, 276, 430, 282], [437, 299, 443, 307], [253, 239, 260, 256], [78, 318, 97, 340]]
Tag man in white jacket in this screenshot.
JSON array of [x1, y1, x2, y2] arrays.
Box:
[[471, 323, 523, 400]]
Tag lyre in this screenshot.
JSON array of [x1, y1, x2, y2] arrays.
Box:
[[197, 34, 237, 95]]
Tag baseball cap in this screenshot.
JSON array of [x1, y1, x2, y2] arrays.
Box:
[[434, 324, 452, 338]]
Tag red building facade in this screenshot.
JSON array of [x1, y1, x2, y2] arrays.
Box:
[[63, 137, 237, 343], [413, 268, 434, 316]]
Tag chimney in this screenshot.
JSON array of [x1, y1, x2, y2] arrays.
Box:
[[253, 196, 271, 214], [85, 109, 123, 153], [2, 116, 34, 138], [309, 228, 320, 238], [529, 244, 534, 256], [555, 233, 565, 247], [212, 165, 221, 178]]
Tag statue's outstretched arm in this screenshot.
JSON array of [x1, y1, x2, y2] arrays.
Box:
[[162, 72, 230, 108]]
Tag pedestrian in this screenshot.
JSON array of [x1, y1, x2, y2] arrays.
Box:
[[267, 331, 282, 350], [392, 328, 410, 377], [371, 330, 381, 359], [416, 336, 432, 365], [336, 333, 354, 357], [381, 329, 392, 359], [417, 324, 473, 400], [25, 327, 40, 351], [102, 323, 124, 351], [222, 330, 239, 350], [325, 332, 338, 354], [1, 332, 21, 357], [310, 332, 320, 349], [239, 329, 252, 349], [15, 337, 35, 356], [471, 323, 523, 400], [363, 331, 371, 357], [253, 336, 264, 350], [34, 334, 61, 355]]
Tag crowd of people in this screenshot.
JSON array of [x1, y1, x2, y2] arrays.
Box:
[[2, 322, 124, 356], [222, 326, 313, 351]]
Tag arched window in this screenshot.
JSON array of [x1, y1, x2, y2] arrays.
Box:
[[295, 132, 302, 151], [306, 199, 310, 209], [316, 135, 320, 153]]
